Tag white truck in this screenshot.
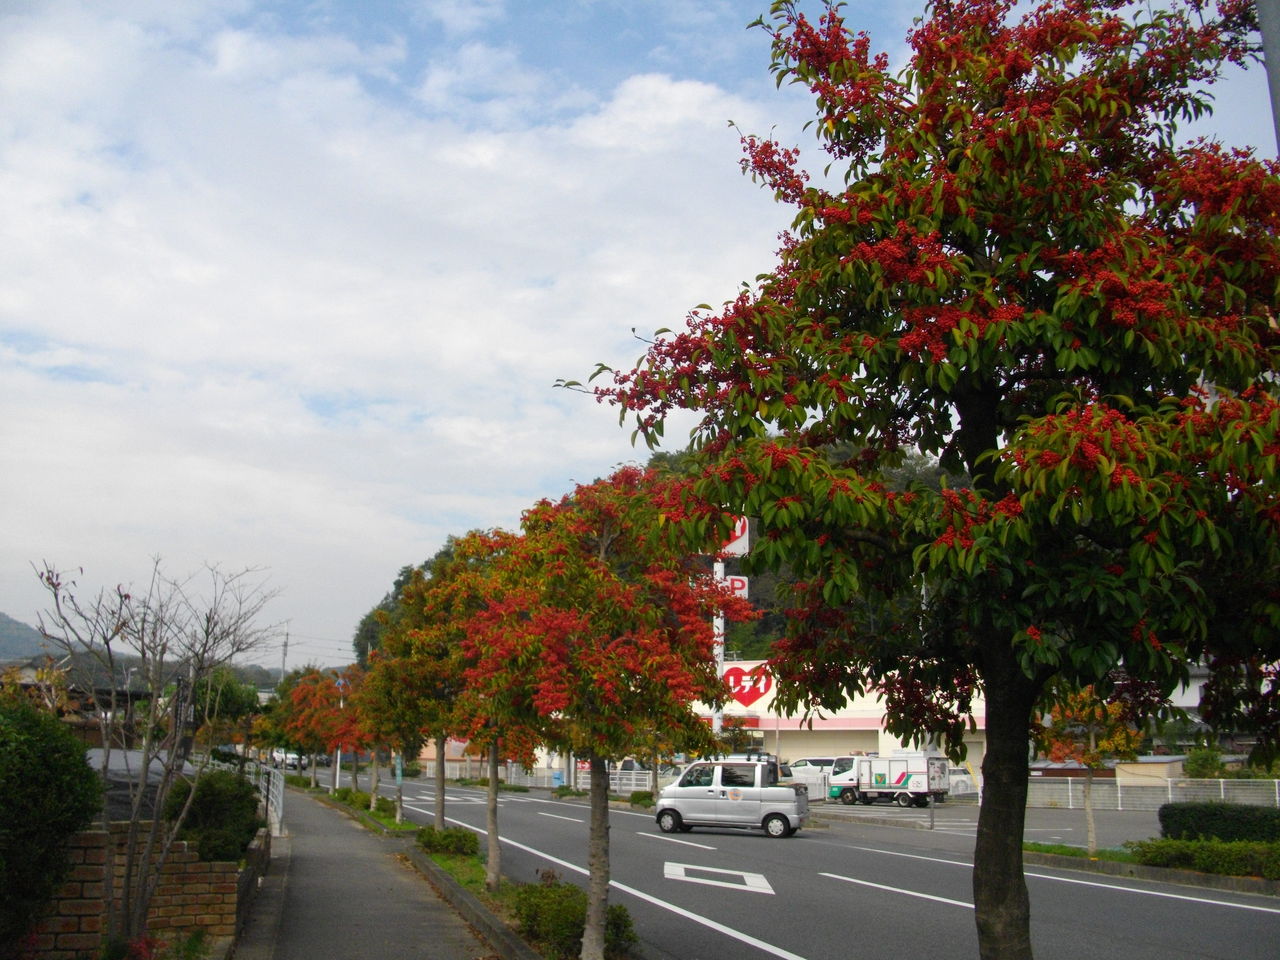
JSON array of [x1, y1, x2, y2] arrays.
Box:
[[826, 754, 949, 808]]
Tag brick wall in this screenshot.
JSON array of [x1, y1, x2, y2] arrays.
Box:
[[29, 825, 269, 960]]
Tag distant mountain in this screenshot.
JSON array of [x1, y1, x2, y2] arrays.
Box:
[[0, 611, 49, 659]]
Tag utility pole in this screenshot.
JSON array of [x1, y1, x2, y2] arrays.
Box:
[[280, 627, 289, 682], [1260, 0, 1280, 154]]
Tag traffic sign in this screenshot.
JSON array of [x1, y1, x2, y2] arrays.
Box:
[[721, 516, 750, 556]]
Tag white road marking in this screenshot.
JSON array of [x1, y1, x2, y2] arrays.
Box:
[[822, 872, 973, 909], [1022, 871, 1280, 914], [637, 832, 717, 850], [538, 812, 583, 823], [447, 818, 810, 960], [665, 862, 774, 894], [839, 842, 1280, 915]]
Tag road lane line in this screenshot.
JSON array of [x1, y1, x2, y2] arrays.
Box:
[[538, 812, 583, 823], [447, 818, 810, 960], [1023, 871, 1280, 914], [821, 872, 973, 909], [637, 832, 717, 850]]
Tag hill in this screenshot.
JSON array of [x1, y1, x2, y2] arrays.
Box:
[[0, 611, 49, 659]]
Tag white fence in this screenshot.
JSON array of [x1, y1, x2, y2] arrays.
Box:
[[1026, 778, 1280, 811], [502, 765, 678, 794], [258, 765, 284, 835]]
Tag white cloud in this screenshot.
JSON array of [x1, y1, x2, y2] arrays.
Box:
[[0, 0, 790, 666], [413, 0, 506, 37], [4, 0, 1266, 669]]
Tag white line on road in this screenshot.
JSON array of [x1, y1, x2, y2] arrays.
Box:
[[839, 841, 1280, 915], [637, 832, 717, 850], [821, 872, 973, 909], [538, 812, 583, 823], [665, 862, 774, 894], [1023, 871, 1280, 914], [448, 818, 810, 960]]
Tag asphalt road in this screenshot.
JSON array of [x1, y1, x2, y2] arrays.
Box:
[[378, 780, 1280, 960]]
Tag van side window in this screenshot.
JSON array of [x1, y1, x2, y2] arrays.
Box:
[[680, 764, 714, 788], [833, 758, 853, 775], [721, 764, 755, 787]]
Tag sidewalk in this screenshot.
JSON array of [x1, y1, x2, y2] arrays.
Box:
[[234, 792, 498, 960]]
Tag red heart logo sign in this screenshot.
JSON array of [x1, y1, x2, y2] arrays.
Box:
[[724, 666, 773, 707]]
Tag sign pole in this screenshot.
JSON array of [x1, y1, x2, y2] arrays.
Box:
[[713, 560, 725, 734]]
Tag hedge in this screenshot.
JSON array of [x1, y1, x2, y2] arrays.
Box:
[[511, 871, 635, 960], [1127, 838, 1280, 880], [0, 699, 103, 952], [1158, 802, 1280, 843]]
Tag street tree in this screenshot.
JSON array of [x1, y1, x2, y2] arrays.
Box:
[[462, 467, 754, 960], [36, 560, 279, 945], [374, 540, 475, 829], [192, 665, 261, 771], [1035, 682, 1146, 854], [588, 2, 1279, 957]]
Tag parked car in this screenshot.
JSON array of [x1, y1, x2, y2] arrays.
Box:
[[655, 756, 809, 838], [784, 756, 836, 797], [271, 749, 306, 770]]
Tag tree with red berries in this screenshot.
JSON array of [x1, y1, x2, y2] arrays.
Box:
[[589, 2, 1279, 957], [462, 467, 754, 960]]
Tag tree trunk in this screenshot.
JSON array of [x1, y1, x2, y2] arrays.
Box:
[[368, 749, 380, 811], [973, 655, 1042, 960], [580, 757, 612, 960], [485, 740, 501, 892], [435, 734, 447, 830], [350, 750, 360, 792], [331, 747, 340, 794]]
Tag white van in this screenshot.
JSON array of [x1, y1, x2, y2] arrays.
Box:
[[655, 757, 809, 838]]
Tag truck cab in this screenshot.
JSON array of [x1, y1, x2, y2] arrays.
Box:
[[655, 757, 809, 838]]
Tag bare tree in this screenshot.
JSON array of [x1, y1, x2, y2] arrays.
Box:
[[36, 559, 281, 945]]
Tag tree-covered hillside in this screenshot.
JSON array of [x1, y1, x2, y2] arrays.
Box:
[[0, 612, 48, 659]]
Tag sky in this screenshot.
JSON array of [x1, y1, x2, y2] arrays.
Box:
[[1, 1, 1271, 671]]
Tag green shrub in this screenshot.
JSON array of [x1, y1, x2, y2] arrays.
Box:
[[628, 791, 654, 808], [416, 825, 480, 855], [164, 769, 262, 862], [511, 871, 635, 960], [1183, 747, 1226, 779], [284, 773, 310, 789], [330, 787, 373, 810], [499, 783, 530, 793], [1126, 838, 1280, 880], [402, 761, 422, 778], [0, 699, 103, 952], [552, 785, 588, 799], [1158, 802, 1280, 842]]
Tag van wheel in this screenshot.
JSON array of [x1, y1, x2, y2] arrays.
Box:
[[763, 814, 790, 838], [896, 792, 913, 807], [657, 810, 683, 833], [839, 788, 857, 805]]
